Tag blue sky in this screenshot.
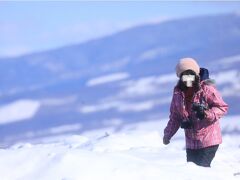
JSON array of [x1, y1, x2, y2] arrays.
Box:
[[0, 1, 240, 58]]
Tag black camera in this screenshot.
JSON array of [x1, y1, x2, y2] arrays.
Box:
[[192, 102, 208, 120], [192, 102, 208, 112], [180, 120, 193, 129]]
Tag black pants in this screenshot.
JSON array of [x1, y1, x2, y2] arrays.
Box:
[[186, 145, 219, 167]]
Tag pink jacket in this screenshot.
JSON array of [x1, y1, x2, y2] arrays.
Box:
[[164, 81, 228, 149]]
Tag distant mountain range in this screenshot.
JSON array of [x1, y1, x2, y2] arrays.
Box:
[[0, 13, 239, 144]]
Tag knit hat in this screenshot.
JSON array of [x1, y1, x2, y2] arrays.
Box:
[[175, 58, 200, 77]]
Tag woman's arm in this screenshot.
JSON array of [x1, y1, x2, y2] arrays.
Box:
[[204, 85, 228, 122], [163, 93, 181, 143]]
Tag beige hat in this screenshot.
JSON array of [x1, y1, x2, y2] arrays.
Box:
[[175, 58, 200, 77]]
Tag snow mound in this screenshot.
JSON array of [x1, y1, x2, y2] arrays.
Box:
[[0, 100, 41, 124], [0, 117, 239, 180]]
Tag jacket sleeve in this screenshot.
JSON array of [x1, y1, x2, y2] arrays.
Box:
[[164, 93, 181, 141], [204, 85, 228, 122]]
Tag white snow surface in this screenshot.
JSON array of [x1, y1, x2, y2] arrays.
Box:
[[78, 98, 171, 114], [0, 116, 239, 180], [0, 100, 41, 124], [217, 55, 240, 65], [80, 74, 176, 114], [86, 72, 130, 87]]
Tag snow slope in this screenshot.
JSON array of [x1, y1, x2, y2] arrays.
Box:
[[0, 116, 239, 180], [0, 100, 40, 124]]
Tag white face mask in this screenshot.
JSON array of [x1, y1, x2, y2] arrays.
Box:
[[181, 75, 195, 87]]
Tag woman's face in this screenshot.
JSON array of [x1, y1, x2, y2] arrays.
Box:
[[181, 70, 196, 87]]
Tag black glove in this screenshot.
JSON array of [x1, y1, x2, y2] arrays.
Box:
[[192, 103, 207, 120], [163, 136, 170, 145], [180, 120, 193, 129]]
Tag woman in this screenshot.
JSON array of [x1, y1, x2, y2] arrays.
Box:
[[163, 58, 228, 167]]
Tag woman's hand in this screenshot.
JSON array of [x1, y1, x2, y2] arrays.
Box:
[[163, 136, 170, 145]]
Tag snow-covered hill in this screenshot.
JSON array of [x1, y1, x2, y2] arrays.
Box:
[[0, 13, 239, 144], [0, 116, 239, 180]]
